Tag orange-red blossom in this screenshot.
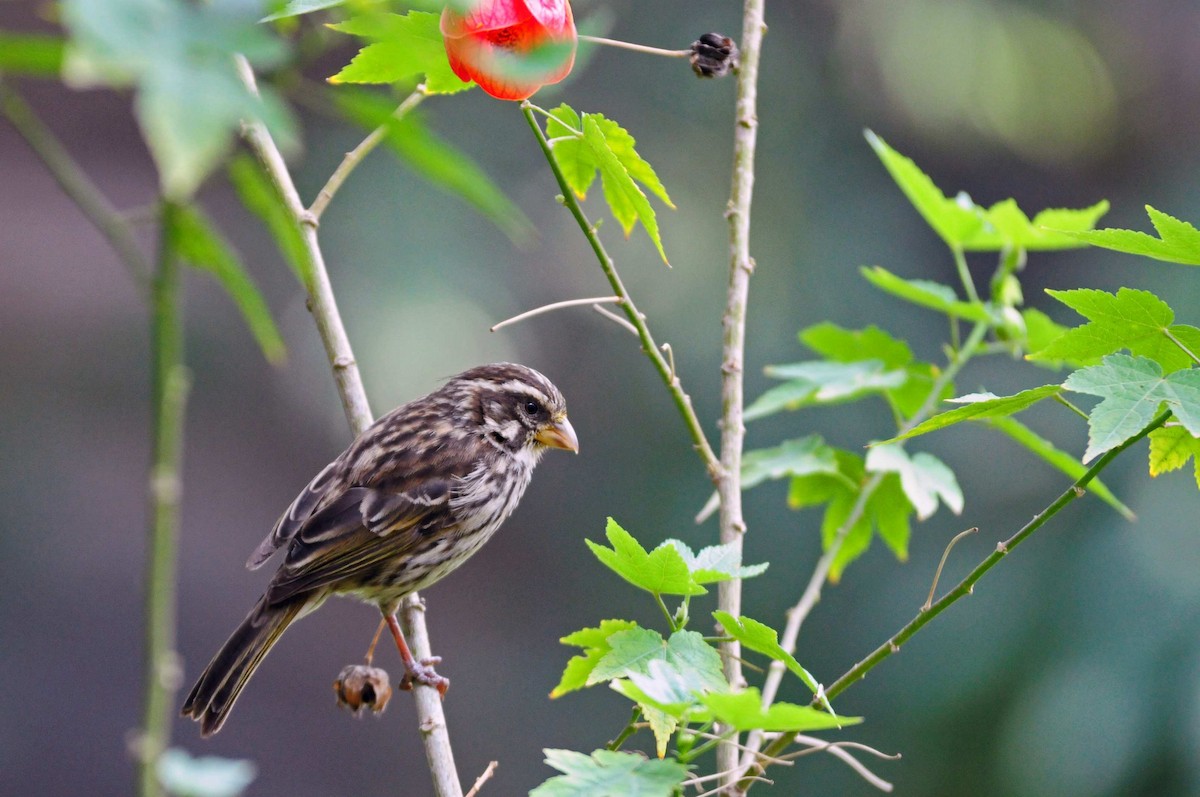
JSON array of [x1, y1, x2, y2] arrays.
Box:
[[441, 0, 577, 101]]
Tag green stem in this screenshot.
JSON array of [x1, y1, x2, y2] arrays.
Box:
[[952, 246, 980, 304], [743, 410, 1170, 787], [654, 592, 678, 632], [139, 201, 190, 797], [607, 707, 642, 751], [0, 82, 152, 294], [520, 104, 721, 480]]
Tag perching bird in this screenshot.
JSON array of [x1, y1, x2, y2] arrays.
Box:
[[182, 363, 578, 736]]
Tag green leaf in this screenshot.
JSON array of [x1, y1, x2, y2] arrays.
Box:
[[865, 444, 963, 521], [553, 619, 640, 698], [800, 322, 913, 368], [984, 416, 1133, 519], [746, 360, 909, 420], [227, 154, 311, 288], [156, 748, 256, 797], [866, 129, 984, 247], [883, 385, 1063, 443], [861, 266, 993, 322], [700, 689, 859, 733], [171, 205, 286, 364], [1056, 206, 1200, 266], [63, 0, 296, 200], [713, 613, 823, 698], [328, 11, 469, 94], [589, 630, 727, 694], [1148, 425, 1200, 487], [660, 540, 768, 584], [1022, 307, 1098, 369], [583, 115, 668, 264], [613, 659, 704, 713], [0, 31, 65, 76], [866, 130, 1107, 250], [546, 104, 595, 198], [262, 0, 346, 22], [333, 89, 532, 242], [696, 436, 842, 522], [1063, 354, 1200, 461], [1031, 287, 1199, 373], [870, 471, 913, 562], [530, 749, 687, 797], [586, 519, 706, 596], [963, 198, 1110, 252], [790, 450, 916, 580]]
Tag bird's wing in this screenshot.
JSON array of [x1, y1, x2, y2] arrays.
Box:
[[262, 481, 452, 605], [247, 461, 341, 570]]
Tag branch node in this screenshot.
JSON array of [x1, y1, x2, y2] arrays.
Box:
[[333, 355, 356, 371], [299, 209, 319, 229], [888, 641, 899, 653], [996, 541, 1008, 554]]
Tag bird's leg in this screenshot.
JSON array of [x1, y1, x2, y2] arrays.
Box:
[[363, 618, 387, 665], [384, 612, 449, 697]]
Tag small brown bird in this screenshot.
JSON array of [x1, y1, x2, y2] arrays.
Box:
[[182, 363, 577, 736]]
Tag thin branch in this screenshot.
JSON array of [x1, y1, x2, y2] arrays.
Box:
[[606, 706, 642, 752], [923, 527, 978, 610], [0, 82, 152, 294], [491, 296, 620, 332], [593, 304, 638, 335], [579, 34, 691, 58], [236, 57, 463, 797], [463, 761, 498, 797], [521, 104, 720, 478], [692, 775, 773, 796], [718, 0, 766, 789], [309, 86, 427, 221], [951, 246, 980, 304], [744, 410, 1171, 787], [781, 736, 900, 762], [137, 201, 191, 797]]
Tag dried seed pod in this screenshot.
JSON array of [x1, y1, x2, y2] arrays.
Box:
[[690, 33, 739, 78], [333, 664, 393, 715]]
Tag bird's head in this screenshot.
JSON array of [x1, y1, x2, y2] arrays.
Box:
[[449, 363, 578, 457]]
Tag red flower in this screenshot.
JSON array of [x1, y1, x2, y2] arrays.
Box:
[[441, 0, 577, 101]]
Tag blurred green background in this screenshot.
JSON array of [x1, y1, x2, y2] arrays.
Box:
[[3, 0, 1200, 794]]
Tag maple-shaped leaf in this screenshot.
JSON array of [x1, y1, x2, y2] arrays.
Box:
[[866, 130, 1107, 251], [327, 11, 468, 94], [1148, 426, 1200, 488], [699, 689, 859, 733], [865, 444, 963, 520], [1031, 287, 1200, 374], [1064, 354, 1200, 461], [530, 749, 687, 797], [586, 519, 705, 596], [546, 104, 673, 264], [1054, 206, 1200, 266], [552, 619, 640, 698], [883, 385, 1062, 443]]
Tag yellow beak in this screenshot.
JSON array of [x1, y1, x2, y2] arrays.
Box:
[[536, 415, 579, 453]]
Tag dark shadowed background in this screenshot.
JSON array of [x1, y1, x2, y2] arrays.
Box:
[[3, 1, 1200, 795]]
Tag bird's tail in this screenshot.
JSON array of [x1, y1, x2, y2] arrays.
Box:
[[181, 595, 303, 736]]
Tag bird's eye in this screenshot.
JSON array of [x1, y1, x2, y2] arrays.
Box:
[[523, 399, 542, 415]]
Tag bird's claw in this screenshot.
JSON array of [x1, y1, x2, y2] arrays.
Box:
[[399, 656, 449, 698]]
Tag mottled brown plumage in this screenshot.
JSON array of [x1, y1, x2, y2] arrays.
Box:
[[182, 363, 576, 736]]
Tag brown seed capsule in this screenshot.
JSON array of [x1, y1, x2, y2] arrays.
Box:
[[333, 664, 393, 715], [690, 33, 739, 78]]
